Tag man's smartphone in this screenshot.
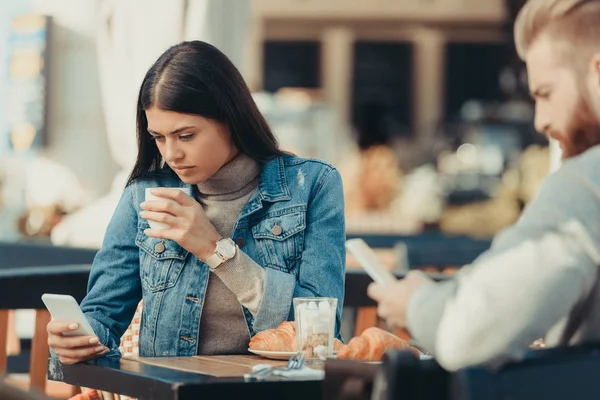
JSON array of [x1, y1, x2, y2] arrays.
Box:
[[41, 294, 96, 336], [346, 238, 398, 286]]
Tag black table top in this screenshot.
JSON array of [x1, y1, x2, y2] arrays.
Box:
[[48, 357, 323, 400]]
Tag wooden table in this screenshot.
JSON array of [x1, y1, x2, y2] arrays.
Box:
[[48, 355, 324, 400]]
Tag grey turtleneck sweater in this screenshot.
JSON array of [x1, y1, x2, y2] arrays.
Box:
[[195, 153, 266, 355]]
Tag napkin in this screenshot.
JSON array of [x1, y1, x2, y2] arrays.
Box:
[[272, 366, 325, 379]]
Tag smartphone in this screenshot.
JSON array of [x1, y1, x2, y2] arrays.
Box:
[[41, 294, 96, 336], [346, 238, 398, 286]]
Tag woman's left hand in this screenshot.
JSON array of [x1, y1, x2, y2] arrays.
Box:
[[140, 188, 221, 261]]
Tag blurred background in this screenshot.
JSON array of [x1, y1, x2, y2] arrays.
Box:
[[0, 0, 555, 248], [0, 0, 561, 394]]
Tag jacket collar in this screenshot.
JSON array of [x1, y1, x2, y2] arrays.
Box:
[[235, 156, 291, 222], [256, 156, 291, 202]]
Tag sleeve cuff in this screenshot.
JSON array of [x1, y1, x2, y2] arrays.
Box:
[[211, 249, 266, 315], [252, 267, 296, 332], [406, 280, 456, 354], [86, 315, 121, 357]]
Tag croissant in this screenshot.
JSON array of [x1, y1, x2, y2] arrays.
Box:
[[249, 321, 297, 352], [70, 390, 101, 400], [249, 321, 344, 352], [334, 337, 343, 352], [337, 327, 420, 361]]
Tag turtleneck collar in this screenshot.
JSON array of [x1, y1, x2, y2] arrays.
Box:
[[196, 153, 262, 200]]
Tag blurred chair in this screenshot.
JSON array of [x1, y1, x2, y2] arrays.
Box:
[[374, 350, 448, 400], [0, 241, 96, 397], [343, 269, 390, 338], [344, 232, 489, 340], [451, 344, 600, 400], [0, 241, 98, 269], [371, 344, 600, 400], [346, 233, 491, 271], [323, 358, 379, 400], [0, 379, 51, 400]]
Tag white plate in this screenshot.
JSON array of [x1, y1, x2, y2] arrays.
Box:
[[248, 349, 297, 360], [326, 353, 431, 363]]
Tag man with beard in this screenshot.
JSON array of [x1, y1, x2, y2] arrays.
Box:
[[368, 0, 600, 371]]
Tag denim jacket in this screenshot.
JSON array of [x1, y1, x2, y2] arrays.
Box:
[[80, 155, 346, 357]]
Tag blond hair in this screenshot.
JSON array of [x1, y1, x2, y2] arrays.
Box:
[[515, 0, 600, 65]]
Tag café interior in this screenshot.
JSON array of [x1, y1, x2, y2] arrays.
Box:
[[0, 0, 595, 399]]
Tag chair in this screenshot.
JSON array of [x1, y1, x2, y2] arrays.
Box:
[[0, 379, 52, 400], [451, 344, 600, 400], [344, 233, 491, 339], [0, 241, 97, 396], [322, 349, 447, 400], [346, 233, 491, 269], [323, 358, 379, 400], [0, 241, 98, 269], [376, 349, 448, 400], [375, 344, 600, 400]]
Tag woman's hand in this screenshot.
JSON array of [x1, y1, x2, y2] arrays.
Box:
[[47, 321, 109, 364], [140, 188, 222, 260]]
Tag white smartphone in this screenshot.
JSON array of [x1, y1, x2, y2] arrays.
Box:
[[41, 294, 96, 337], [346, 238, 398, 286]]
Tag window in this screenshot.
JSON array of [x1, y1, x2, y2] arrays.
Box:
[[351, 41, 413, 148], [444, 42, 512, 120], [263, 41, 321, 92]]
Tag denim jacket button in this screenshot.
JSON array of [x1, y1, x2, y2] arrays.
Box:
[[235, 237, 245, 248], [271, 223, 282, 236], [154, 241, 166, 254]]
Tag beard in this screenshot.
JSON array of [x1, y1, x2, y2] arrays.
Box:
[[557, 90, 600, 159]]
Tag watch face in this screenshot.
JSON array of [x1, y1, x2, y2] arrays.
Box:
[[217, 239, 236, 259]]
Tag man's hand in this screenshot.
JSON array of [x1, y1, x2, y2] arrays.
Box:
[[367, 271, 434, 330]]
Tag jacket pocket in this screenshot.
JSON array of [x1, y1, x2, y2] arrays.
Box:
[[135, 229, 189, 292], [251, 205, 306, 272]]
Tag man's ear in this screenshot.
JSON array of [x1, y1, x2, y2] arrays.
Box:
[[589, 53, 600, 88]]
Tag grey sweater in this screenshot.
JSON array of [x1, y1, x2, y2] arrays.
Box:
[[407, 145, 600, 371], [196, 153, 266, 355]]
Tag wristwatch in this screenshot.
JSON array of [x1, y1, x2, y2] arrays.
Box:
[[205, 238, 237, 269]]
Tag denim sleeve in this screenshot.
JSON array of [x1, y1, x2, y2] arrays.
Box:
[[253, 168, 346, 338], [80, 182, 143, 356]]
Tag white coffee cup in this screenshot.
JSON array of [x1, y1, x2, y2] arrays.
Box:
[[144, 187, 191, 230]]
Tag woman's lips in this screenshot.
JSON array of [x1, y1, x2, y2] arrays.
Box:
[[171, 166, 195, 174]]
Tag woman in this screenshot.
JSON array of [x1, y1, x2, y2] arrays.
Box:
[[47, 41, 346, 363]]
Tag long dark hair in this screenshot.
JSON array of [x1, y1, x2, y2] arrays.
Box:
[[127, 40, 284, 185]]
